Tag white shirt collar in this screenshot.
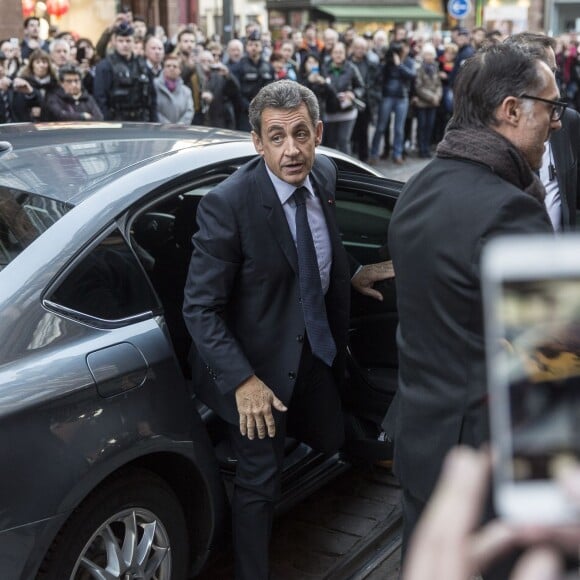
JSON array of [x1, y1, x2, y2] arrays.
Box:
[[264, 163, 314, 205]]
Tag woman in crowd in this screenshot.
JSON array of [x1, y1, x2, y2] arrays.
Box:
[[75, 38, 98, 95], [154, 54, 194, 124], [15, 49, 58, 121], [321, 41, 365, 154], [299, 53, 332, 120]]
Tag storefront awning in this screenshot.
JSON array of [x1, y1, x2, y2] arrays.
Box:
[[317, 4, 444, 21]]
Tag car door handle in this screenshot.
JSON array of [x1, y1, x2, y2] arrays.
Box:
[[87, 342, 148, 398]]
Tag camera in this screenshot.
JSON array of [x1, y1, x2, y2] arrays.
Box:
[[482, 234, 580, 524]]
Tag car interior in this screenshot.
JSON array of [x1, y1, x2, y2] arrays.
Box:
[[128, 164, 402, 500]]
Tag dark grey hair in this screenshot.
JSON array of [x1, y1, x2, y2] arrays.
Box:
[[503, 32, 556, 69], [58, 63, 82, 82], [448, 43, 548, 131], [248, 80, 320, 135]]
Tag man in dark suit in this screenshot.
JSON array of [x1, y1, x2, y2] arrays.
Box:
[[506, 33, 580, 231], [183, 79, 391, 580], [388, 43, 558, 566]]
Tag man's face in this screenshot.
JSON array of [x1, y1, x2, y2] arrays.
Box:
[[246, 40, 262, 60], [61, 74, 82, 97], [352, 39, 367, 60], [178, 33, 195, 56], [292, 31, 303, 48], [51, 44, 70, 66], [516, 62, 563, 170], [25, 19, 40, 39], [114, 35, 134, 57], [331, 43, 346, 64], [227, 41, 242, 62], [473, 29, 486, 47], [133, 21, 148, 39], [145, 37, 164, 64], [323, 30, 337, 51], [280, 42, 293, 61], [252, 103, 322, 186]]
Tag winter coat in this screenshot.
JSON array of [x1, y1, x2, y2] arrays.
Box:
[[414, 62, 442, 108], [154, 76, 194, 125], [44, 86, 104, 121]]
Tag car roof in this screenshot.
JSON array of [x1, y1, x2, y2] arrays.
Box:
[[0, 123, 254, 204]]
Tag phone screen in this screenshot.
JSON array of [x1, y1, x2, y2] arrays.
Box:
[[494, 277, 580, 482]]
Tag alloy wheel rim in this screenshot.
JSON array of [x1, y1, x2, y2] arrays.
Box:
[[70, 507, 172, 580]]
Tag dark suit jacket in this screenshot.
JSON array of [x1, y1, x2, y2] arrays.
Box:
[[389, 156, 553, 502], [551, 107, 580, 230], [183, 155, 351, 424]]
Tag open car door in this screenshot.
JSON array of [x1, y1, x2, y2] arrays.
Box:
[[335, 170, 403, 461]]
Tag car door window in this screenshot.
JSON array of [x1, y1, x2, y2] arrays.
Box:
[[48, 228, 159, 324]]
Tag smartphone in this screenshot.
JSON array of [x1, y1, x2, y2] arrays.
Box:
[[76, 47, 86, 62], [482, 234, 580, 524], [10, 38, 19, 48]]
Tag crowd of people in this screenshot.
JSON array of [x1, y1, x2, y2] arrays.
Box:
[[2, 13, 580, 164]]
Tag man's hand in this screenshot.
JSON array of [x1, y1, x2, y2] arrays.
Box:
[[351, 260, 395, 301], [235, 376, 287, 440]]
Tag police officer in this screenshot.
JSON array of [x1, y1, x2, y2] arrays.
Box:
[[230, 31, 274, 131], [94, 22, 157, 122]]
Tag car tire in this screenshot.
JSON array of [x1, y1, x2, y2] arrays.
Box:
[[37, 468, 190, 580]]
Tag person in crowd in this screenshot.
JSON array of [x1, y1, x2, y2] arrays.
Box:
[[505, 32, 580, 232], [319, 27, 339, 67], [368, 29, 388, 65], [93, 22, 157, 121], [270, 52, 288, 80], [49, 38, 71, 68], [174, 28, 198, 70], [198, 49, 240, 129], [183, 79, 392, 580], [404, 446, 580, 580], [471, 26, 487, 50], [132, 16, 148, 42], [154, 54, 193, 124], [290, 29, 309, 71], [44, 63, 103, 121], [75, 37, 98, 94], [179, 41, 206, 125], [369, 40, 416, 165], [448, 27, 475, 87], [349, 35, 381, 163], [132, 37, 145, 57], [341, 26, 357, 52], [414, 43, 442, 158], [260, 29, 274, 62], [302, 22, 323, 58], [0, 39, 24, 79], [299, 52, 332, 120], [388, 43, 559, 575], [95, 9, 133, 59], [230, 30, 274, 131], [15, 49, 58, 122], [224, 38, 244, 66], [433, 42, 457, 143], [279, 40, 298, 80], [206, 40, 223, 65], [21, 17, 50, 60], [0, 51, 37, 123], [144, 35, 164, 78], [322, 41, 365, 155]]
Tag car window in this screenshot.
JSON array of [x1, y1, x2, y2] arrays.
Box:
[[335, 190, 392, 265], [48, 228, 158, 323], [0, 187, 70, 272]]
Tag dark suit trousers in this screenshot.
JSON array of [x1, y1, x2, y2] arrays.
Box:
[[229, 339, 345, 580]]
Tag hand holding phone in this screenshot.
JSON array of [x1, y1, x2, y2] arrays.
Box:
[[482, 234, 580, 524]]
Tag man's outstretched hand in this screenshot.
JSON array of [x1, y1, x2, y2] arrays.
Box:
[[351, 260, 395, 301], [235, 376, 288, 439]]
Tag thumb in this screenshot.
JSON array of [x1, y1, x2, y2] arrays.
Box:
[[360, 287, 384, 302], [272, 396, 288, 412]]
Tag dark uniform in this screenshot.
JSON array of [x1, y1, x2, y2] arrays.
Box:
[[94, 51, 157, 122], [231, 56, 274, 130]]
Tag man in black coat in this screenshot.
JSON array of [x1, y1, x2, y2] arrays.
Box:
[[183, 80, 391, 580], [388, 44, 558, 562], [505, 33, 580, 231]]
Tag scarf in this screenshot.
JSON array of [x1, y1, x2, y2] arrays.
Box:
[[436, 127, 546, 203], [164, 78, 178, 93]]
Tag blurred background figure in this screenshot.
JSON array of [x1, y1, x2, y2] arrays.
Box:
[[154, 54, 193, 124]]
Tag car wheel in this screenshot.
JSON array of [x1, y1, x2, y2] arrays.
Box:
[[37, 468, 189, 580]]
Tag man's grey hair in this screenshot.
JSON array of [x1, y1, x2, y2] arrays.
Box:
[[49, 38, 70, 55], [248, 80, 320, 135], [503, 32, 556, 69]]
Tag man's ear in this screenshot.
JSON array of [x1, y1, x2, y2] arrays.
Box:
[[315, 120, 323, 146], [251, 131, 264, 156], [498, 96, 521, 126]]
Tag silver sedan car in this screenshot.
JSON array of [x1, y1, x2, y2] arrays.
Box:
[[0, 123, 402, 580]]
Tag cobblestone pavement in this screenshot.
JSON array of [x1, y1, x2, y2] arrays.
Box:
[[197, 466, 402, 579]]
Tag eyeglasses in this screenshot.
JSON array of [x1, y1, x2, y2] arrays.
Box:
[[519, 94, 568, 122]]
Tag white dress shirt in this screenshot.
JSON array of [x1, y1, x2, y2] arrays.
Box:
[[540, 141, 561, 232]]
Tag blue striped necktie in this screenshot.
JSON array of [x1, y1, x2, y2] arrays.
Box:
[[293, 186, 336, 366]]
